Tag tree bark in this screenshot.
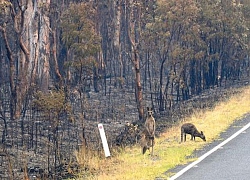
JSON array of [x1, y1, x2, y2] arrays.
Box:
[[0, 24, 16, 121], [128, 1, 144, 121]]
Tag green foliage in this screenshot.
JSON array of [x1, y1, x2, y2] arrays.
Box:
[[60, 2, 101, 60], [0, 0, 11, 24], [142, 0, 201, 60], [60, 2, 101, 86], [0, 0, 10, 14], [32, 89, 71, 117], [142, 0, 249, 62]]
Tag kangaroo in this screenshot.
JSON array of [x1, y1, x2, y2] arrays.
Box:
[[144, 107, 155, 138], [181, 123, 206, 142], [140, 107, 156, 154]]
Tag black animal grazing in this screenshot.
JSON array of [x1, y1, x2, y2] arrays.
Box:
[[181, 123, 206, 142]]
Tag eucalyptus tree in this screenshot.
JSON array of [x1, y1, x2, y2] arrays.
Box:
[[60, 2, 101, 92], [32, 89, 72, 169], [142, 0, 201, 111], [0, 0, 53, 120], [198, 0, 248, 88], [127, 0, 145, 121], [0, 0, 12, 142], [237, 0, 250, 77]]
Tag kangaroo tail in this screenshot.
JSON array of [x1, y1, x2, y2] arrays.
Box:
[[142, 146, 149, 154], [181, 128, 183, 142]]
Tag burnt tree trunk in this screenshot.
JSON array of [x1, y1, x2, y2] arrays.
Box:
[[128, 1, 144, 121]]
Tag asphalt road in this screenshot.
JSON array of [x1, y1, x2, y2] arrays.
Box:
[[168, 113, 250, 180]]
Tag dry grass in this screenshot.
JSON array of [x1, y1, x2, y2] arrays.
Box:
[[75, 85, 250, 180]]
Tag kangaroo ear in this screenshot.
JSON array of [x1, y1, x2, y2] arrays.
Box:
[[147, 107, 149, 111], [201, 131, 203, 135]]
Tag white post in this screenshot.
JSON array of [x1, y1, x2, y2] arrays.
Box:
[[98, 123, 111, 157]]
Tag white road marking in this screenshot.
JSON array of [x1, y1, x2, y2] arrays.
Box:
[[169, 121, 250, 180]]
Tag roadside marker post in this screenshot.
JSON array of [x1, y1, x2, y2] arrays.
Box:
[[98, 123, 111, 157]]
